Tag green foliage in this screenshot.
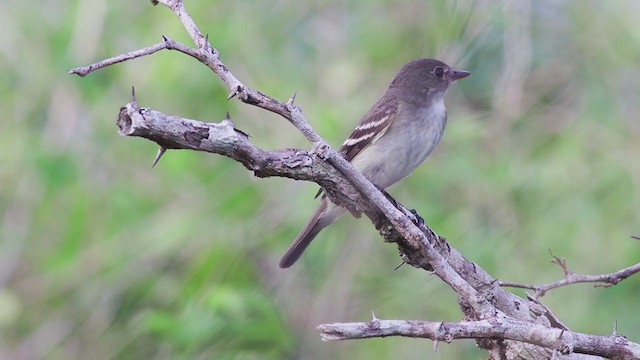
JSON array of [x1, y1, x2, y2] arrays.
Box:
[[1, 0, 639, 359]]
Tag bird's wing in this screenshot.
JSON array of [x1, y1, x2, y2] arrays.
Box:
[[339, 94, 399, 162], [314, 94, 399, 199]]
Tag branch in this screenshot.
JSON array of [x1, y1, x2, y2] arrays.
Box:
[[116, 97, 372, 213], [68, 42, 169, 77], [318, 318, 640, 359], [499, 252, 640, 299]]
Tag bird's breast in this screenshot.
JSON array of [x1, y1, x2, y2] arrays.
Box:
[[352, 99, 447, 188]]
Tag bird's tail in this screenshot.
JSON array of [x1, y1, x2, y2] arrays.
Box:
[[279, 199, 342, 268]]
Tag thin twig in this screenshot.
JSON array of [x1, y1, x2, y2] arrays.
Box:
[[499, 261, 640, 299], [68, 42, 169, 77]]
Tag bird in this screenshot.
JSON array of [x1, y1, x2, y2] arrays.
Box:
[[279, 58, 470, 268]]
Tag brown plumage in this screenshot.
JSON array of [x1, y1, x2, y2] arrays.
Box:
[[279, 58, 470, 268]]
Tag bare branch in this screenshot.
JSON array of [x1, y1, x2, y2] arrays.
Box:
[[318, 318, 640, 359], [116, 100, 355, 197], [68, 41, 169, 77], [499, 261, 640, 299]]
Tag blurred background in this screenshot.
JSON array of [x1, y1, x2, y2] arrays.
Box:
[[1, 0, 639, 359]]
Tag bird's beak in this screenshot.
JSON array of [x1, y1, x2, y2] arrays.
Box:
[[449, 69, 471, 81]]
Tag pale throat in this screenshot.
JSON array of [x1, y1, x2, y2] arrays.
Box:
[[427, 97, 446, 120]]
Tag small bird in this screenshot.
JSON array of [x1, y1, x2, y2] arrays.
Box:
[[279, 58, 470, 268]]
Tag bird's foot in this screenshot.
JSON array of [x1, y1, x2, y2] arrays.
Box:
[[409, 208, 425, 226]]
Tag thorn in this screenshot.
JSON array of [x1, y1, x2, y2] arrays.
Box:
[[221, 112, 233, 127], [227, 86, 240, 100], [222, 112, 250, 138], [612, 320, 618, 336], [433, 339, 439, 355], [394, 262, 405, 271], [131, 87, 137, 103], [631, 235, 640, 240], [152, 147, 167, 168], [286, 92, 297, 106], [371, 310, 378, 321], [162, 35, 169, 42]]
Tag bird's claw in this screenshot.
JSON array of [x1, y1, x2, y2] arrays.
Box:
[[410, 209, 425, 226]]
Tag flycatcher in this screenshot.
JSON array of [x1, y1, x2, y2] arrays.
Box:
[[279, 58, 470, 268]]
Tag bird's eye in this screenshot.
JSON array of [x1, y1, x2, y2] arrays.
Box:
[[433, 67, 445, 79]]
